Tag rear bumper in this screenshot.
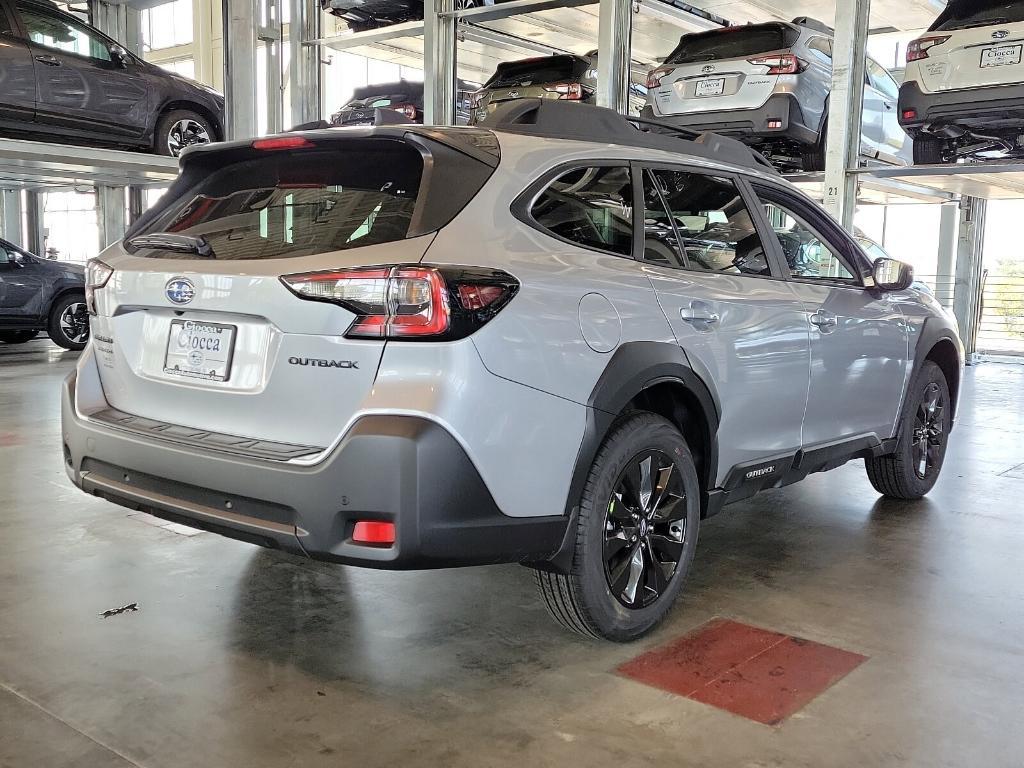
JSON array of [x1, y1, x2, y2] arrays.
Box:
[[899, 80, 1024, 133], [61, 371, 569, 570], [641, 93, 817, 146]]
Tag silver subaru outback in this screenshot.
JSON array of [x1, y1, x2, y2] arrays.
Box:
[[63, 100, 962, 641], [642, 17, 911, 171]]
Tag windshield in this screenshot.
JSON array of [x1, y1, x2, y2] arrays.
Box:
[[931, 1, 1024, 31], [132, 142, 423, 260], [665, 23, 800, 65]]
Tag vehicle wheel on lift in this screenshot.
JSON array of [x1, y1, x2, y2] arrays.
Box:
[[913, 136, 946, 165], [801, 120, 827, 172], [47, 295, 90, 351], [154, 110, 215, 157], [0, 330, 38, 344], [535, 412, 700, 641], [865, 361, 951, 500]]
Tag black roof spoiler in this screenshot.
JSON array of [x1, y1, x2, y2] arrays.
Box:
[[792, 16, 834, 35], [478, 99, 778, 175]]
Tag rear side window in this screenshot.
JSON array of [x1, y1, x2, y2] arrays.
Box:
[[133, 142, 423, 260], [931, 1, 1024, 31], [530, 166, 633, 256], [665, 24, 800, 65], [486, 56, 587, 88]]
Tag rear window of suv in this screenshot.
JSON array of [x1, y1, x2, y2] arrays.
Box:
[[665, 23, 800, 65], [130, 133, 497, 262], [485, 55, 588, 88], [931, 1, 1024, 31]]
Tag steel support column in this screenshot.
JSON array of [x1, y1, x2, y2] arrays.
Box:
[[24, 192, 43, 257], [423, 0, 456, 126], [952, 196, 987, 360], [596, 0, 632, 113], [935, 202, 959, 310], [289, 0, 321, 127], [90, 1, 142, 56], [97, 186, 127, 250], [0, 190, 23, 247], [223, 0, 259, 140], [823, 0, 869, 229]]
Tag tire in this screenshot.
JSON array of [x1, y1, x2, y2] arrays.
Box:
[[0, 330, 38, 344], [865, 361, 951, 500], [536, 412, 701, 641], [801, 122, 827, 172], [154, 109, 215, 157], [913, 136, 945, 165], [47, 294, 90, 351]]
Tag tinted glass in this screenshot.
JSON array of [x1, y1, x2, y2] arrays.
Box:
[[18, 4, 111, 61], [931, 0, 1024, 31], [807, 36, 832, 60], [762, 201, 856, 282], [866, 59, 899, 101], [665, 24, 800, 65], [0, 5, 13, 34], [641, 171, 686, 268], [133, 144, 424, 260], [649, 170, 770, 276], [531, 166, 633, 256], [486, 56, 587, 87]]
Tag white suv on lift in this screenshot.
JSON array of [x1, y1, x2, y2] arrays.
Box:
[[900, 0, 1024, 164]]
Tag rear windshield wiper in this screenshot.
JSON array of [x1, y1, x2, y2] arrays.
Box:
[[124, 232, 215, 258]]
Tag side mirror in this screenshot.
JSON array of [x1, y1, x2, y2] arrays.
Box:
[[109, 44, 129, 68], [872, 257, 914, 292]]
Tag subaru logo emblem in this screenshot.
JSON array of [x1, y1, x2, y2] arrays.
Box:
[[993, 30, 1010, 39], [165, 277, 195, 305], [507, 90, 520, 98], [701, 64, 715, 73]]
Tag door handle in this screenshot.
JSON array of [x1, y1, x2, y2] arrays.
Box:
[[810, 310, 838, 332], [35, 55, 62, 66], [680, 301, 720, 327]]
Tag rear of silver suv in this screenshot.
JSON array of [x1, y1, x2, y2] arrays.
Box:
[[642, 17, 909, 170]]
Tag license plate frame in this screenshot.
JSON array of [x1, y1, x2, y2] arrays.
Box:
[[163, 319, 237, 383], [695, 78, 726, 97], [981, 44, 1023, 69]]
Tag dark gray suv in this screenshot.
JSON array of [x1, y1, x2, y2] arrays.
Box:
[[0, 238, 88, 350], [0, 0, 224, 156]]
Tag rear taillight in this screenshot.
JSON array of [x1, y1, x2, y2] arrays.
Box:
[[748, 53, 805, 75], [906, 35, 951, 63], [85, 258, 113, 315], [647, 66, 673, 88], [280, 265, 518, 341], [392, 103, 418, 120], [543, 82, 584, 100]]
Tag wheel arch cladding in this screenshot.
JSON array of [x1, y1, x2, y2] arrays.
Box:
[[566, 342, 720, 519], [925, 337, 960, 420]]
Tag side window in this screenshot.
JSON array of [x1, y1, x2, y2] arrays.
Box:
[[807, 37, 832, 61], [641, 170, 686, 268], [17, 4, 112, 61], [759, 195, 858, 283], [0, 5, 14, 34], [530, 166, 633, 256], [647, 169, 771, 277], [867, 59, 899, 101]]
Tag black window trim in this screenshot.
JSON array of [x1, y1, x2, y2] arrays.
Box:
[[749, 181, 873, 290], [511, 159, 638, 260], [633, 161, 787, 282]]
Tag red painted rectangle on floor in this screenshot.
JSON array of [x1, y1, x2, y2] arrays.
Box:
[[617, 618, 868, 725]]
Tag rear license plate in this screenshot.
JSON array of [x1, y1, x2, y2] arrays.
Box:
[[695, 78, 726, 97], [164, 320, 236, 382], [981, 45, 1022, 68]]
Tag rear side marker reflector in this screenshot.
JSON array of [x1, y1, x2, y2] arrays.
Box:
[[353, 521, 396, 545]]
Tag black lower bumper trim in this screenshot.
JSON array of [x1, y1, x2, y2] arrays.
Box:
[[641, 93, 816, 146], [899, 80, 1024, 133]]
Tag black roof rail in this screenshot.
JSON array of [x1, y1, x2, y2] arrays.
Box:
[[478, 99, 779, 175]]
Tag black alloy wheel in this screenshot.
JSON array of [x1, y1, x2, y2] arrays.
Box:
[[912, 381, 945, 480], [604, 451, 688, 609]]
